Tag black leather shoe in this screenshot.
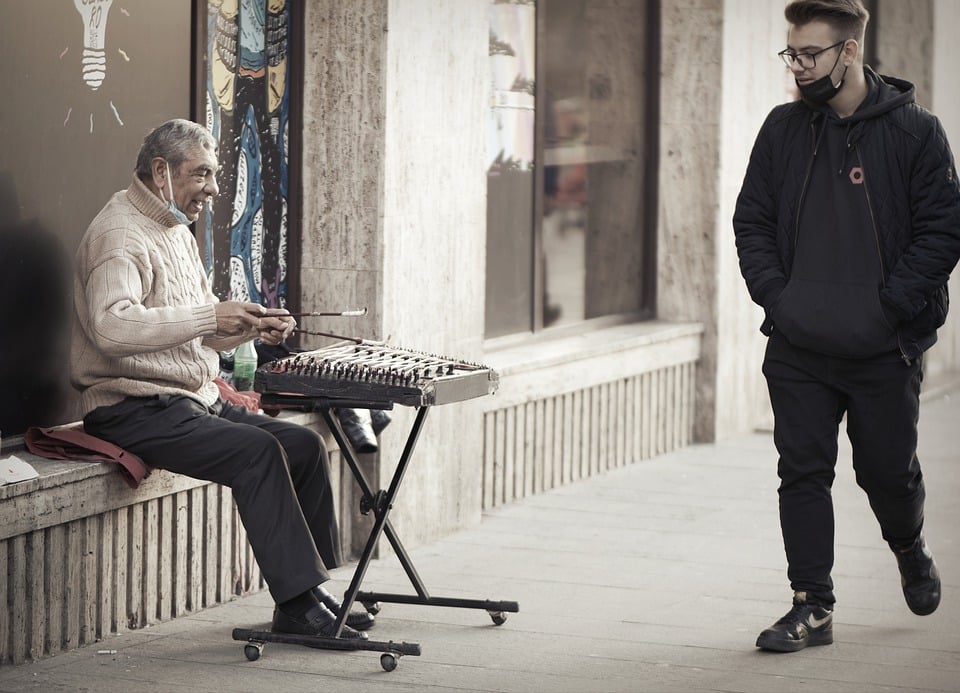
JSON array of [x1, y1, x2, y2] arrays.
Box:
[[272, 602, 368, 640], [756, 592, 833, 653], [313, 586, 376, 631], [370, 408, 392, 436], [335, 408, 379, 453], [890, 534, 941, 616]]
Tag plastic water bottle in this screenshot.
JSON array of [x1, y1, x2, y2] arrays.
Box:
[[233, 339, 258, 391]]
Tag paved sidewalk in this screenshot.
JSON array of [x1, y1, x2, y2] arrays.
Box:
[[1, 390, 958, 693]]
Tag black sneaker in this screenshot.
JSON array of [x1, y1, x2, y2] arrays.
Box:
[[890, 534, 941, 616], [756, 592, 834, 652]]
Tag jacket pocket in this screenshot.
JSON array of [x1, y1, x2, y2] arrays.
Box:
[[772, 278, 898, 358], [899, 284, 949, 354]]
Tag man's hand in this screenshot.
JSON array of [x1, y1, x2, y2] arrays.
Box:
[[214, 301, 266, 338], [259, 308, 297, 345], [214, 302, 296, 344]]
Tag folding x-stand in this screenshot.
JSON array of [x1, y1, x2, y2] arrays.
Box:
[[233, 394, 519, 671]]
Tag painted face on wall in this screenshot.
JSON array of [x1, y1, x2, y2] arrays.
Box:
[[163, 147, 220, 223]]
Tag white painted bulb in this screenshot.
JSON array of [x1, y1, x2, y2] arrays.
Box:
[[73, 0, 114, 91]]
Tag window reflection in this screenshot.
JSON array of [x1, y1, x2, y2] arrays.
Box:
[[540, 0, 651, 329], [485, 0, 536, 338], [542, 95, 588, 326], [485, 0, 654, 339]]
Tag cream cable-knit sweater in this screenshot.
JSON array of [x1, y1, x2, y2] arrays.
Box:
[[71, 175, 241, 415]]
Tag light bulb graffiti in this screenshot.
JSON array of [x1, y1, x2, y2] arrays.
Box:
[[62, 2, 127, 134], [73, 0, 114, 91]]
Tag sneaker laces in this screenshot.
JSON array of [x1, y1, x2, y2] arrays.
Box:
[[896, 541, 931, 581], [774, 602, 809, 626], [775, 594, 830, 626]]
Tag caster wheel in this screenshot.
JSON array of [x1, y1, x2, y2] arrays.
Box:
[[244, 642, 263, 661], [489, 610, 507, 626], [380, 652, 399, 672], [363, 601, 382, 616]]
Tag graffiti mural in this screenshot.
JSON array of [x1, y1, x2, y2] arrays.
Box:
[[202, 0, 290, 307]]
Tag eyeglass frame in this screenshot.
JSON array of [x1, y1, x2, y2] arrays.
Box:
[[778, 40, 847, 70]]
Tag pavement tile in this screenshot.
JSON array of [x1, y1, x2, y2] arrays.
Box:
[[1, 391, 958, 693]]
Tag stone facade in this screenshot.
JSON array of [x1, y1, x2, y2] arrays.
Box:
[[924, 0, 960, 380], [295, 0, 960, 543], [4, 0, 960, 664]]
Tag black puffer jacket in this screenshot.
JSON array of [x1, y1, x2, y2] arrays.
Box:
[[734, 67, 960, 360]]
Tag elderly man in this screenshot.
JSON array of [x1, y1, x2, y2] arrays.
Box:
[[71, 118, 373, 638]]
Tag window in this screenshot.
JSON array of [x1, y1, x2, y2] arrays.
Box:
[[485, 0, 658, 339]]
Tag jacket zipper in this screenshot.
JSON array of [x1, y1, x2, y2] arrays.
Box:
[[794, 119, 827, 250], [856, 144, 912, 365]]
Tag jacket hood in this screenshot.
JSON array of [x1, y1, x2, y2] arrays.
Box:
[[807, 65, 915, 124]]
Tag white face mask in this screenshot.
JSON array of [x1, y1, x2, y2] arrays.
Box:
[[163, 162, 193, 226]]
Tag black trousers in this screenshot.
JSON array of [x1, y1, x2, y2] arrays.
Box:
[[84, 394, 341, 604], [762, 332, 925, 605]]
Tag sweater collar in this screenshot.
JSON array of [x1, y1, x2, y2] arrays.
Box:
[[126, 175, 183, 229]]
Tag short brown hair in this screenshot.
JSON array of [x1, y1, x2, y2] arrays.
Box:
[[785, 0, 870, 43]]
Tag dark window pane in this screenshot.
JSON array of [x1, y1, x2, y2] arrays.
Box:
[[541, 0, 650, 327], [485, 0, 654, 338]]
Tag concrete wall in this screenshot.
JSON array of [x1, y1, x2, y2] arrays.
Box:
[[379, 0, 490, 543], [927, 0, 960, 381], [869, 0, 960, 383], [710, 0, 960, 439], [931, 0, 960, 142], [300, 1, 387, 344], [296, 0, 960, 553], [658, 0, 787, 441], [483, 323, 701, 509], [657, 0, 724, 442], [873, 0, 933, 109], [301, 0, 489, 549], [715, 0, 790, 438]]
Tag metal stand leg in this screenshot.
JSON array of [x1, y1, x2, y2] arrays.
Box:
[[238, 394, 519, 669], [320, 407, 519, 627], [319, 406, 432, 635]]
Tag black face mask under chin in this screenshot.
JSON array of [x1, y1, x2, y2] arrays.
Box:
[[797, 52, 848, 105]]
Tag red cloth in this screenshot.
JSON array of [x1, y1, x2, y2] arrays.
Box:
[[23, 380, 260, 490], [215, 377, 262, 412], [23, 425, 151, 489]]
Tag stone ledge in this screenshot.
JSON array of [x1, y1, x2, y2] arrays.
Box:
[[0, 458, 204, 542], [0, 409, 338, 542], [483, 320, 704, 410]]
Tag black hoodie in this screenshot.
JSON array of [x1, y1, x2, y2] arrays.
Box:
[[773, 70, 912, 357], [734, 66, 960, 361]]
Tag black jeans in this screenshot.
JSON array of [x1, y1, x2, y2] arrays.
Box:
[[762, 332, 925, 605], [84, 395, 342, 604]]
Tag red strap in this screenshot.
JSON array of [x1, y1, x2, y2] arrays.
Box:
[[23, 425, 151, 489]]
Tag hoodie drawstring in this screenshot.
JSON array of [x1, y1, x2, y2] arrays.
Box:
[[839, 122, 854, 176]]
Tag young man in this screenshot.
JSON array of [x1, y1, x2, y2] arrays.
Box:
[[72, 118, 374, 639], [734, 0, 960, 652]]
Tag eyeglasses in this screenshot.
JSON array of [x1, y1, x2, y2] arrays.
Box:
[[778, 40, 846, 69]]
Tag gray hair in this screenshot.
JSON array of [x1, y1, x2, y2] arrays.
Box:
[[134, 119, 217, 181]]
